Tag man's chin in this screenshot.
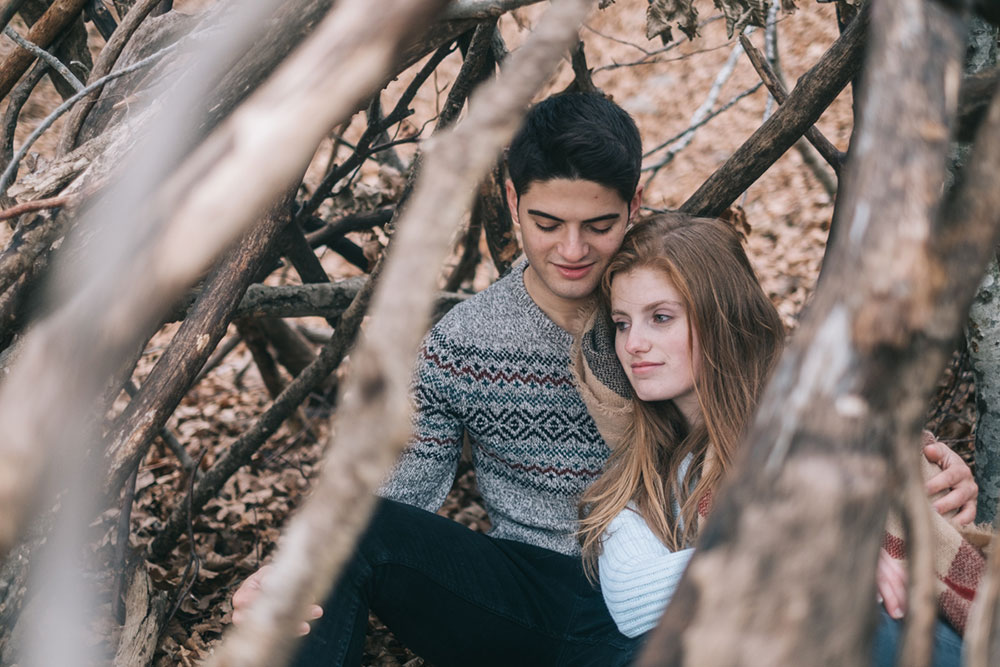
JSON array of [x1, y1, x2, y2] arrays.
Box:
[[551, 280, 600, 302]]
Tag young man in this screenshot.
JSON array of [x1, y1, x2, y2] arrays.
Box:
[[233, 93, 977, 665], [239, 92, 645, 667]]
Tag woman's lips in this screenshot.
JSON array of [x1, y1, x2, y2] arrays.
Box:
[[630, 362, 663, 375]]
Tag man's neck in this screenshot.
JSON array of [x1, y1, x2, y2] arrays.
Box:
[[522, 266, 597, 335]]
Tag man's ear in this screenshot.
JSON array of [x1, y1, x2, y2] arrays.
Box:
[[628, 185, 643, 222], [505, 179, 520, 226]]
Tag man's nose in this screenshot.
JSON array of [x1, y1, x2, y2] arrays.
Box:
[[559, 227, 587, 262]]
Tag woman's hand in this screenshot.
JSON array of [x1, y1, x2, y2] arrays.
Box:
[[876, 549, 907, 620], [231, 564, 324, 636]]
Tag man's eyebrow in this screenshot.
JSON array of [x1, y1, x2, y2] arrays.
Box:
[[525, 210, 621, 224]]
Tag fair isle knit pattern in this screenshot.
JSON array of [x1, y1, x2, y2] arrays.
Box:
[[379, 261, 611, 556]]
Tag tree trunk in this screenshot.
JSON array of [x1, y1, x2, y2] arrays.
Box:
[[963, 18, 1000, 525]]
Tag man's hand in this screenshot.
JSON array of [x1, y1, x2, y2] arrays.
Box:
[[231, 565, 324, 636], [924, 442, 977, 527], [877, 548, 907, 619]]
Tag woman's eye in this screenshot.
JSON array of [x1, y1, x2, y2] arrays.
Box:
[[653, 313, 672, 324], [589, 226, 613, 235], [613, 320, 629, 332]]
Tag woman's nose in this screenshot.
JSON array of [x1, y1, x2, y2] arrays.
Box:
[[625, 328, 649, 354]]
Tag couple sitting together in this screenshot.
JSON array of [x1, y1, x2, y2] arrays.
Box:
[[234, 93, 982, 666]]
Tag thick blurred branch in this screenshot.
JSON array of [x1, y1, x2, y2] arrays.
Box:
[[211, 0, 598, 664], [643, 1, 971, 665]]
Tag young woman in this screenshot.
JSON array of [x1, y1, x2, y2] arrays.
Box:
[[575, 212, 783, 637], [574, 213, 972, 666]]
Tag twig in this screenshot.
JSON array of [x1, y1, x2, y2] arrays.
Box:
[[193, 334, 242, 384], [165, 450, 205, 626], [739, 34, 843, 174], [2, 26, 84, 92], [294, 40, 456, 222], [111, 467, 138, 623], [437, 21, 497, 131], [0, 0, 30, 35], [83, 0, 117, 41], [0, 195, 71, 221], [583, 14, 723, 57], [645, 36, 746, 160], [0, 41, 178, 195], [642, 84, 762, 182], [761, 0, 780, 121], [593, 40, 732, 73], [1, 63, 50, 168]]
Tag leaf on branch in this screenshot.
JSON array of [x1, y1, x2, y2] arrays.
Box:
[[716, 0, 769, 38], [646, 0, 699, 45]]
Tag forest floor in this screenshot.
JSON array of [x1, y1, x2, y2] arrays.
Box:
[[2, 1, 976, 665]]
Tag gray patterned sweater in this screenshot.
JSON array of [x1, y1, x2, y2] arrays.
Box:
[[379, 261, 611, 556]]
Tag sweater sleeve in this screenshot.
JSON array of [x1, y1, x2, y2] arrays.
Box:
[[598, 507, 694, 638], [377, 335, 464, 512]]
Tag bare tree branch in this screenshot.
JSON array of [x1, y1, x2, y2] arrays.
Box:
[[0, 0, 88, 100], [0, 195, 70, 221], [681, 7, 868, 218], [740, 32, 844, 174], [2, 25, 84, 91]]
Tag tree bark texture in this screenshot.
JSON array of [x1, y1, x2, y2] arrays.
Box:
[[110, 559, 169, 667], [640, 1, 973, 665], [680, 6, 867, 218], [963, 19, 1000, 526], [970, 257, 1000, 525], [206, 1, 597, 664]]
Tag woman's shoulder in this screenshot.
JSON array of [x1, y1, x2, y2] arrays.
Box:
[[606, 503, 655, 538]]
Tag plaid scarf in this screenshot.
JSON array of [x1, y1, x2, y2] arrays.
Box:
[[571, 308, 990, 635]]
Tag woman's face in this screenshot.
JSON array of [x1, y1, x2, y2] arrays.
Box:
[[610, 266, 701, 423]]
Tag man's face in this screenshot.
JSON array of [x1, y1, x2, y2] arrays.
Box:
[[507, 178, 641, 314]]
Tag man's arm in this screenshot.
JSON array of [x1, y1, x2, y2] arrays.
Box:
[[376, 338, 465, 511]]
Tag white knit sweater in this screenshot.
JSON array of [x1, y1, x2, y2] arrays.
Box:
[[598, 457, 695, 638]]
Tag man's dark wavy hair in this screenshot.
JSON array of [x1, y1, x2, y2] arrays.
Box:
[[507, 93, 642, 203]]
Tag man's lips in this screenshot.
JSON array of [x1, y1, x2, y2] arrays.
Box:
[[554, 263, 594, 279]]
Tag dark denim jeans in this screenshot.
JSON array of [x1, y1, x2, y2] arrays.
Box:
[[872, 606, 962, 667], [291, 498, 639, 667]]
